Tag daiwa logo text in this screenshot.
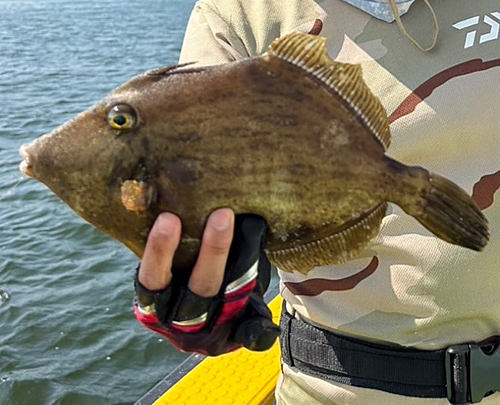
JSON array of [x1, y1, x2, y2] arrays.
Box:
[[453, 12, 500, 49]]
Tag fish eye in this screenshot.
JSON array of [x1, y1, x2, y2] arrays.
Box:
[[108, 104, 138, 131]]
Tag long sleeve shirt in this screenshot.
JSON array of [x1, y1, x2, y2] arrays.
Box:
[[179, 1, 500, 403]]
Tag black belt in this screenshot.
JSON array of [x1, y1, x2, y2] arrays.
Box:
[[280, 307, 500, 404]]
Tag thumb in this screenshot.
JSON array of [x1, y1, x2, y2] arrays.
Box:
[[233, 316, 281, 351], [232, 293, 280, 351]]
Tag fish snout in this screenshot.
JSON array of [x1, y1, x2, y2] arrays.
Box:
[[19, 142, 35, 177]]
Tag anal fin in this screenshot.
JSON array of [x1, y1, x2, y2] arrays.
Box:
[[266, 203, 387, 274]]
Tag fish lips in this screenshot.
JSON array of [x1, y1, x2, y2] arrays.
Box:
[[19, 133, 51, 179], [19, 142, 35, 178]]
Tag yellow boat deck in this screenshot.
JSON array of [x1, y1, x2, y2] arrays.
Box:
[[136, 290, 283, 405]]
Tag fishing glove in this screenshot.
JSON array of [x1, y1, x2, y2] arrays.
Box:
[[133, 214, 280, 356]]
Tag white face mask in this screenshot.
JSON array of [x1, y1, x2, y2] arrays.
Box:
[[340, 0, 416, 23], [340, 0, 439, 52]]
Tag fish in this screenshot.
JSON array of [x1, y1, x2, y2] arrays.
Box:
[[19, 32, 489, 274]]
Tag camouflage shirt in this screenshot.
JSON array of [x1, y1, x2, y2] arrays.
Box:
[[179, 0, 500, 403]]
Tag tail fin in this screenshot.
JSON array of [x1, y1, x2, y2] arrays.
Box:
[[413, 173, 489, 251]]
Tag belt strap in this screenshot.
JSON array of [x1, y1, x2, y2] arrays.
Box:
[[280, 307, 500, 403], [281, 307, 456, 400]]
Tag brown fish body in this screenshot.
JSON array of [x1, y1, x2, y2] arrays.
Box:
[[19, 33, 488, 273], [148, 58, 391, 254]]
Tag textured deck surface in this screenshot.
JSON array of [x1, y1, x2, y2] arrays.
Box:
[[154, 295, 283, 405]]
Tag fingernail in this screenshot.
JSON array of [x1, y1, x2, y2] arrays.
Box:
[[154, 213, 176, 236], [210, 209, 233, 231]]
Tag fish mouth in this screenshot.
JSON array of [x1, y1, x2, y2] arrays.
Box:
[[19, 143, 34, 177]]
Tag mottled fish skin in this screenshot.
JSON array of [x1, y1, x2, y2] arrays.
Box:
[[19, 33, 488, 274]]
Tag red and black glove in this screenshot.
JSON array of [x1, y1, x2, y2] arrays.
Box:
[[133, 214, 280, 356]]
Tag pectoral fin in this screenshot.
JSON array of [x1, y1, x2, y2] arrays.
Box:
[[121, 180, 156, 212]]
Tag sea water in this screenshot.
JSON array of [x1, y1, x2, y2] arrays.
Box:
[[0, 1, 196, 403]]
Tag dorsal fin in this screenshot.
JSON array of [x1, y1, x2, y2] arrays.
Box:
[[267, 32, 391, 150]]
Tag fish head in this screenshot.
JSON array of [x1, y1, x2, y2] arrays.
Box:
[[18, 70, 186, 257]]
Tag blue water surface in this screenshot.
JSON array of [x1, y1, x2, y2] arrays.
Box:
[[0, 1, 196, 403]]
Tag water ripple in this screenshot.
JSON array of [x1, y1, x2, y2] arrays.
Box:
[[0, 0, 194, 403]]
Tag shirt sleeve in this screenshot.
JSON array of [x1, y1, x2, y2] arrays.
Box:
[[179, 1, 250, 66]]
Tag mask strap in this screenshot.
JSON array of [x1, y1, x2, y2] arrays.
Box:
[[388, 0, 439, 52]]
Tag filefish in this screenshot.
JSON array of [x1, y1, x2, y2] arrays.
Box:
[[19, 33, 489, 274]]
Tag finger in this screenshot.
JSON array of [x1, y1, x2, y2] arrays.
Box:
[[188, 208, 234, 298], [139, 213, 181, 291]]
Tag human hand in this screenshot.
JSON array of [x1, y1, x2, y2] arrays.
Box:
[[133, 209, 280, 356]]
